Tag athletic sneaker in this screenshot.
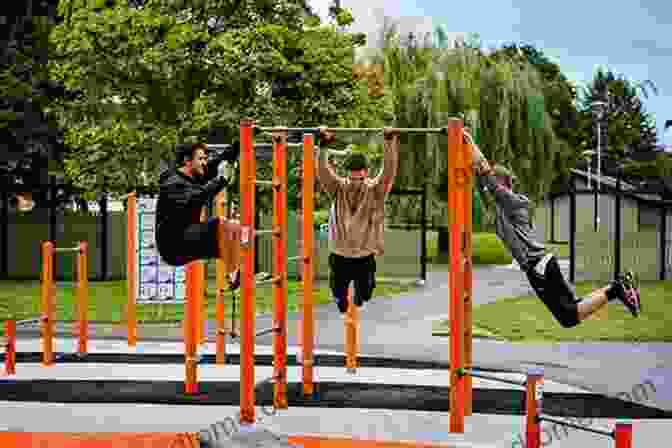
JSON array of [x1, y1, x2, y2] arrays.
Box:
[[607, 271, 641, 317], [336, 296, 348, 313]]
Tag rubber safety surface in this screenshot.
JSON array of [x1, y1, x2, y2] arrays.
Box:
[[0, 379, 670, 419]]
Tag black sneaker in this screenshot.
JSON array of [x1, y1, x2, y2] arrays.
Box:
[[336, 296, 348, 313], [608, 271, 640, 317]]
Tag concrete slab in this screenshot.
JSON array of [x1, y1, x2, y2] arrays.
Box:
[[0, 403, 667, 448]]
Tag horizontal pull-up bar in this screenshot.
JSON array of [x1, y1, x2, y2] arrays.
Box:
[[207, 143, 302, 149], [16, 317, 42, 327], [255, 126, 448, 135]]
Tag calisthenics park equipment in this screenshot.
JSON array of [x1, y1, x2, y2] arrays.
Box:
[[3, 241, 89, 375], [231, 120, 449, 425], [241, 118, 637, 445]]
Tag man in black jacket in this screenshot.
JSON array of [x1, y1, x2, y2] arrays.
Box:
[[155, 142, 240, 282]]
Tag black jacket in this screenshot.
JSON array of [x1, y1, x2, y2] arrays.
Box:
[[155, 149, 235, 258]]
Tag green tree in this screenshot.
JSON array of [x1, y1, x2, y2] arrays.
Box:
[[362, 22, 573, 231], [576, 67, 658, 161], [48, 0, 375, 207], [1, 0, 81, 208], [492, 43, 579, 149]]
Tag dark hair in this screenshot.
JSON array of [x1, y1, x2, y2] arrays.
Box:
[[344, 152, 368, 171], [175, 143, 208, 166]]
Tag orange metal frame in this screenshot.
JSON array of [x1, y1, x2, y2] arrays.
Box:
[[39, 241, 89, 367], [272, 129, 289, 408], [302, 133, 316, 397], [240, 118, 256, 423]]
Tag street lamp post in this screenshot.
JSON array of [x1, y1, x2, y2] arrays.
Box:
[[591, 100, 607, 231]]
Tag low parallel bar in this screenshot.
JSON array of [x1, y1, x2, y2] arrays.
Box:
[[288, 256, 302, 261], [255, 229, 276, 235], [254, 180, 276, 186], [256, 126, 447, 134], [16, 317, 42, 327], [457, 368, 526, 387], [538, 416, 614, 438]]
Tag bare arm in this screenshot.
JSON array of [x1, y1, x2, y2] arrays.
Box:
[[373, 128, 399, 194], [315, 129, 345, 194]]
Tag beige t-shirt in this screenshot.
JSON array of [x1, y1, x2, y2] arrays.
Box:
[[316, 139, 398, 258]]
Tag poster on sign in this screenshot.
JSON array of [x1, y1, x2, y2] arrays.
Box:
[[134, 195, 187, 304]]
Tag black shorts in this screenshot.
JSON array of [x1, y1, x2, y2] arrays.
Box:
[[329, 253, 376, 304], [526, 255, 580, 328], [158, 218, 221, 267]]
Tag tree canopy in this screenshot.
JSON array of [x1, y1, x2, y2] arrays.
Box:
[[48, 0, 377, 203]]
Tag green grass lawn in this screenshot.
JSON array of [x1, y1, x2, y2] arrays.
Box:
[[427, 231, 513, 265], [433, 279, 671, 342], [0, 279, 417, 333]]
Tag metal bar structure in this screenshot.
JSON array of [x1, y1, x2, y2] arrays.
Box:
[[462, 138, 473, 416], [255, 126, 447, 135], [37, 240, 89, 366], [3, 320, 16, 375], [77, 241, 89, 355], [272, 128, 289, 409], [215, 192, 228, 365], [41, 241, 54, 365], [525, 368, 633, 448], [239, 118, 257, 424], [448, 118, 468, 433], [126, 192, 138, 346], [184, 261, 199, 394], [301, 133, 316, 398], [344, 286, 359, 373], [538, 416, 615, 438], [456, 368, 526, 388]]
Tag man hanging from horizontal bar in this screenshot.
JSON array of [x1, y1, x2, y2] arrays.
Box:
[[316, 126, 399, 313], [155, 141, 241, 288], [464, 130, 641, 327]]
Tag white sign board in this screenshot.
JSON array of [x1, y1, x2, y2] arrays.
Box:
[[135, 196, 186, 303]]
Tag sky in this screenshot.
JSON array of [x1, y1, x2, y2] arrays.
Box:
[[308, 0, 672, 145]]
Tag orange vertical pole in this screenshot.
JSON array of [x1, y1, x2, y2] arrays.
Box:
[[4, 320, 16, 375], [127, 192, 138, 346], [462, 131, 473, 416], [345, 286, 358, 372], [198, 208, 208, 345], [614, 423, 632, 448], [448, 118, 465, 433], [185, 261, 199, 394], [302, 133, 316, 397], [77, 241, 88, 355], [215, 191, 227, 364], [41, 241, 54, 366], [239, 118, 256, 425], [272, 129, 288, 409], [525, 368, 543, 448]]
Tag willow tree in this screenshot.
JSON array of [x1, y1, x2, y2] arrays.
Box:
[[360, 21, 574, 241]]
